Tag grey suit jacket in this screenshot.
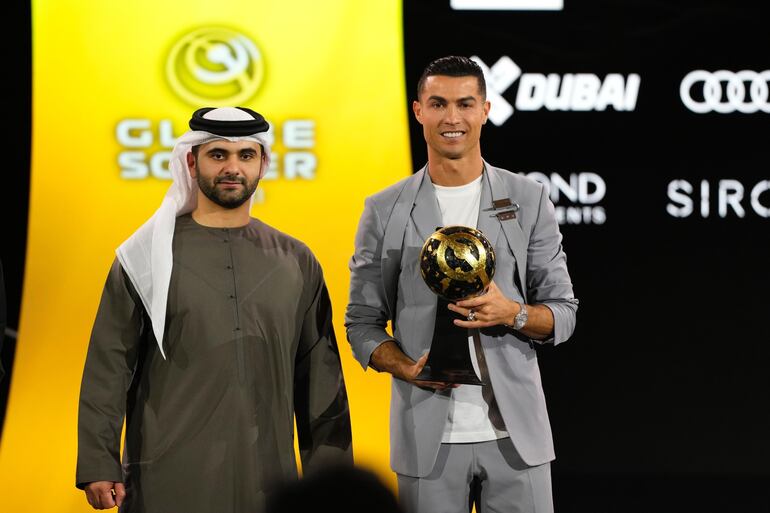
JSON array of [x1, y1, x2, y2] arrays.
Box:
[[345, 162, 578, 477]]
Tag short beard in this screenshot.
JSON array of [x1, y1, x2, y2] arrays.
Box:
[[196, 167, 260, 209]]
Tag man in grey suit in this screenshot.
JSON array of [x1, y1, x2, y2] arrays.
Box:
[[345, 56, 578, 513]]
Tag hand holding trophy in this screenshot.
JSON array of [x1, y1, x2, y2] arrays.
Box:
[[415, 225, 496, 385]]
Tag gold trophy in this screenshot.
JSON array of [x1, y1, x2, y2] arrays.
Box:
[[415, 226, 496, 385]]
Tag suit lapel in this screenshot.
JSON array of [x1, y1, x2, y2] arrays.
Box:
[[475, 167, 501, 247], [411, 169, 443, 240], [484, 163, 530, 303], [381, 167, 426, 317]]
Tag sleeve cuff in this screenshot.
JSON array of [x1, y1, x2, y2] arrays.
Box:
[[349, 328, 396, 370], [541, 299, 578, 345]]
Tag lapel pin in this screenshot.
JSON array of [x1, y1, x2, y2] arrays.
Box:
[[484, 198, 519, 220]]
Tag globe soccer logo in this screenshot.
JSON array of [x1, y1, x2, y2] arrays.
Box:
[[166, 27, 264, 107]]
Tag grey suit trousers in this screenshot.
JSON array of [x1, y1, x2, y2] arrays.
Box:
[[397, 438, 553, 513]]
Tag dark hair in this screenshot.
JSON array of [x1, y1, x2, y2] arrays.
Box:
[[416, 55, 486, 100]]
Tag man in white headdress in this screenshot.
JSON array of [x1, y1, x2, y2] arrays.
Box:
[[76, 107, 352, 512]]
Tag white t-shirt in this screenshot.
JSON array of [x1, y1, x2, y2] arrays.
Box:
[[433, 175, 510, 443]]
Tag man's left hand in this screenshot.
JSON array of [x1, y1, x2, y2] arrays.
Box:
[[449, 281, 518, 328]]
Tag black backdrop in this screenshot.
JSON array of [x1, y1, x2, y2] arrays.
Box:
[[0, 1, 30, 440], [2, 1, 768, 511], [404, 1, 769, 511]]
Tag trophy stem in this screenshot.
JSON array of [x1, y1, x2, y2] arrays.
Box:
[[414, 299, 485, 386]]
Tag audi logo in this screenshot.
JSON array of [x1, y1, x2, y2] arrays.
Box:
[[680, 70, 770, 114]]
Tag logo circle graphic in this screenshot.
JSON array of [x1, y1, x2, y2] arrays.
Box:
[[680, 69, 770, 114], [166, 27, 264, 107]]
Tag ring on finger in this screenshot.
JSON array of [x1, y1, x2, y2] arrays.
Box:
[[467, 309, 476, 321]]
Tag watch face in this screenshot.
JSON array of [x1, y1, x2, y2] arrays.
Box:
[[515, 306, 528, 329]]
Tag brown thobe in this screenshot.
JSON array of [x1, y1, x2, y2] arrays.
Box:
[[76, 214, 352, 512]]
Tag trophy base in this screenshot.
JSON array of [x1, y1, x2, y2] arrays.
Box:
[[414, 365, 485, 386]]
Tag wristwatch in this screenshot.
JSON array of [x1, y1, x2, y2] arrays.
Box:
[[512, 303, 528, 330]]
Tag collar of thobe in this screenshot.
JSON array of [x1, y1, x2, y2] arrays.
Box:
[[115, 128, 271, 359]]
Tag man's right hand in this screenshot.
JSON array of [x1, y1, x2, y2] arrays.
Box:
[[84, 481, 125, 510], [407, 352, 459, 391], [370, 340, 458, 391]]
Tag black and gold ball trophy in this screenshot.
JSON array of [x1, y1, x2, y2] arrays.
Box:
[[415, 225, 496, 385]]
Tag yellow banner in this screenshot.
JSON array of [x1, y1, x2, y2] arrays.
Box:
[[0, 1, 409, 510]]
